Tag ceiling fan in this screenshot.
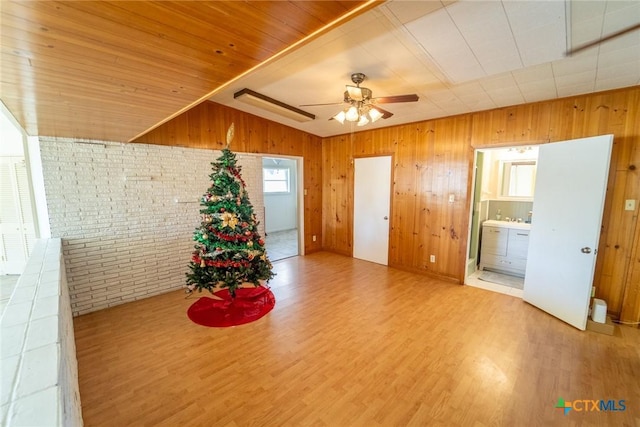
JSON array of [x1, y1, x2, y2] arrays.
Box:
[[566, 22, 640, 56], [300, 73, 419, 127]]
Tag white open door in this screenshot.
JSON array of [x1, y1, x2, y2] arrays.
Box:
[[353, 156, 391, 265], [1, 157, 37, 274], [523, 135, 613, 330]]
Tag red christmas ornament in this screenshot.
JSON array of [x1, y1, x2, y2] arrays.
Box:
[[220, 207, 226, 212], [244, 230, 252, 236], [258, 239, 265, 246]]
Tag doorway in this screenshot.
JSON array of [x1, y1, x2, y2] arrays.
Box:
[[262, 156, 301, 261], [353, 156, 392, 265], [1, 108, 36, 276], [465, 146, 539, 297], [465, 136, 613, 330]]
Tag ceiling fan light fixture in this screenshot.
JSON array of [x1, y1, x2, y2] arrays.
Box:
[[333, 111, 347, 124], [357, 115, 369, 127], [345, 106, 359, 122], [368, 108, 383, 123]]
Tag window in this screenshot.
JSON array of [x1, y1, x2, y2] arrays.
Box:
[[263, 167, 290, 193], [500, 160, 536, 198]]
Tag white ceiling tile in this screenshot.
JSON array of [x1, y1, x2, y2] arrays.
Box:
[[556, 82, 596, 97], [461, 97, 498, 112], [603, 0, 640, 26], [472, 41, 523, 76], [450, 81, 487, 96], [479, 73, 519, 91], [384, 0, 446, 25], [598, 44, 640, 68], [487, 89, 526, 107], [507, 1, 567, 66], [590, 2, 640, 50], [595, 74, 640, 91], [571, 18, 606, 47], [552, 53, 598, 76], [505, 0, 566, 34], [447, 1, 510, 39], [555, 69, 597, 86], [517, 25, 567, 66], [455, 87, 497, 110], [568, 1, 638, 49], [596, 61, 640, 81], [404, 5, 487, 83], [448, 1, 524, 76], [517, 80, 558, 102], [570, 0, 607, 23], [512, 63, 555, 84], [430, 51, 486, 83], [426, 89, 464, 104]]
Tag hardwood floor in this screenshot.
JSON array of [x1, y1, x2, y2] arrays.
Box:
[[74, 252, 640, 426]]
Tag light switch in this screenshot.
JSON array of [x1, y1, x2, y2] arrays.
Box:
[[448, 194, 455, 203], [625, 199, 636, 211]]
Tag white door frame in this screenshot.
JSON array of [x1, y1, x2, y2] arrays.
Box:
[[261, 154, 304, 256]]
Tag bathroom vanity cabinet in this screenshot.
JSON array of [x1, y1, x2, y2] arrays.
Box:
[[479, 220, 530, 277]]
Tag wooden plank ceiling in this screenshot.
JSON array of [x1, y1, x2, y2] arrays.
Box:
[[0, 1, 376, 142]]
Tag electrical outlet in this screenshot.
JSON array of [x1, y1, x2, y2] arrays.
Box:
[[312, 235, 317, 242], [625, 199, 636, 211], [430, 255, 436, 263]]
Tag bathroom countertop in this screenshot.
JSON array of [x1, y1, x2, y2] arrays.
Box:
[[483, 219, 531, 230]]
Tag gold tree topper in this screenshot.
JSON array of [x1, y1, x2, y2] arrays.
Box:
[[226, 123, 235, 148]]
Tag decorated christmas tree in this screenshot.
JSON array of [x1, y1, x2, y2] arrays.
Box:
[[186, 124, 274, 298]]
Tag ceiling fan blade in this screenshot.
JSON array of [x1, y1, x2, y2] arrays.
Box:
[[373, 106, 394, 119], [566, 23, 640, 56], [373, 94, 419, 104]]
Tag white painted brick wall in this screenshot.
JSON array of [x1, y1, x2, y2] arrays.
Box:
[[0, 239, 83, 426], [39, 138, 264, 315]]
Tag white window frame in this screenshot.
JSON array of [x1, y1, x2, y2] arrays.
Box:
[[263, 166, 290, 194]]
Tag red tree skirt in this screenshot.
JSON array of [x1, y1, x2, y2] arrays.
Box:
[[187, 286, 275, 327]]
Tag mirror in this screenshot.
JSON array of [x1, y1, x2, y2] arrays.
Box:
[[500, 160, 536, 198]]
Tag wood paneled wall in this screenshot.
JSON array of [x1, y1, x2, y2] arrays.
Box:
[[133, 101, 324, 255], [322, 118, 474, 283], [134, 88, 639, 323], [322, 86, 640, 323]]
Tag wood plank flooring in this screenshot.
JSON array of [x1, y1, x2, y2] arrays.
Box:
[[74, 252, 640, 426]]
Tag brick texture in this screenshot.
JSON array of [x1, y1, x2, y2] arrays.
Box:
[[39, 138, 264, 315]]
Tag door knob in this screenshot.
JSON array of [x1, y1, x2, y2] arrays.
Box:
[[581, 247, 592, 254], [383, 216, 388, 220]]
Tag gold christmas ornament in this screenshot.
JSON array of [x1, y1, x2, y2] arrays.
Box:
[[220, 212, 239, 229]]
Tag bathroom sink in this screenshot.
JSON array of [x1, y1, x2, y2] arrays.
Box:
[[483, 219, 531, 230]]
